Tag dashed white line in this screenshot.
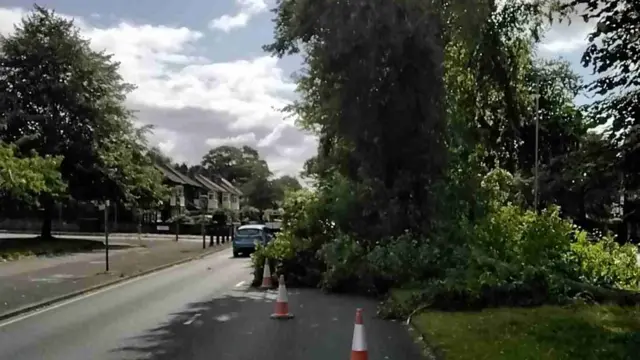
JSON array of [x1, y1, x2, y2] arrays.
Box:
[[183, 313, 201, 325], [235, 281, 246, 288]]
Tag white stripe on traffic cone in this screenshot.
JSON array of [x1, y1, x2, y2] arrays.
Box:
[[270, 274, 294, 320], [260, 261, 272, 289], [351, 308, 368, 360]]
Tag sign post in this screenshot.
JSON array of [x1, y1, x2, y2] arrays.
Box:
[[103, 200, 110, 272], [200, 195, 208, 249], [137, 208, 142, 245]]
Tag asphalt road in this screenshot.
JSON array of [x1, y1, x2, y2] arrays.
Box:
[[0, 250, 424, 360]]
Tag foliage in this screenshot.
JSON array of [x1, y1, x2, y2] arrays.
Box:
[[0, 6, 164, 237], [266, 0, 449, 241], [201, 145, 271, 184], [251, 188, 331, 287], [99, 124, 169, 208], [255, 0, 640, 319], [562, 0, 640, 241], [0, 143, 65, 199], [239, 206, 261, 222], [570, 231, 640, 290]]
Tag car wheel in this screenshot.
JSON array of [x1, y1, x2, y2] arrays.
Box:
[[233, 251, 239, 258]]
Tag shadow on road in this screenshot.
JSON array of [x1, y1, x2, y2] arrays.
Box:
[[111, 288, 278, 360], [111, 287, 424, 360]]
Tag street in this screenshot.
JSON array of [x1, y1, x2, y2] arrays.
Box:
[[0, 250, 423, 359]]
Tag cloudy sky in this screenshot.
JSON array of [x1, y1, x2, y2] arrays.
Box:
[[0, 1, 597, 178]]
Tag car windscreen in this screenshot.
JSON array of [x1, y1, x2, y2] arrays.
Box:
[[236, 228, 262, 238]]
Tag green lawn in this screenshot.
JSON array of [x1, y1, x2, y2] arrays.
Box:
[[412, 304, 640, 360]]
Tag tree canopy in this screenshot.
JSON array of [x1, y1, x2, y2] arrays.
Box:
[[0, 5, 167, 238]]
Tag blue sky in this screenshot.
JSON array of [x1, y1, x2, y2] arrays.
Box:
[[0, 1, 597, 177]]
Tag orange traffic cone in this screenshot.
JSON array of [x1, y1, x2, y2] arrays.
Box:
[[260, 261, 273, 289], [350, 308, 368, 360], [270, 275, 294, 320]]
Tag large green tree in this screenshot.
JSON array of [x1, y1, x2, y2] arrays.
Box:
[[201, 145, 271, 184], [0, 6, 166, 238], [266, 0, 450, 240]]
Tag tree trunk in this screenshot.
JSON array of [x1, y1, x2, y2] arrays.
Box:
[[40, 194, 54, 240]]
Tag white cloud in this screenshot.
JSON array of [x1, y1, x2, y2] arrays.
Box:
[[538, 2, 599, 56], [205, 133, 257, 147], [539, 20, 593, 55], [0, 7, 317, 178], [209, 0, 268, 32]]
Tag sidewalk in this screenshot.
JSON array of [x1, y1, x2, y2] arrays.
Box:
[[0, 230, 212, 240], [0, 240, 231, 318]]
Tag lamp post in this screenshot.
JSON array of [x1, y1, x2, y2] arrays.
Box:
[[532, 93, 540, 213]]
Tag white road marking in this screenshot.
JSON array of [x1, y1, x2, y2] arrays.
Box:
[[51, 274, 77, 279], [183, 313, 201, 325], [29, 278, 61, 283], [235, 281, 245, 288]]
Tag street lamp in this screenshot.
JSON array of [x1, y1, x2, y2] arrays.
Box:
[[532, 93, 540, 212]]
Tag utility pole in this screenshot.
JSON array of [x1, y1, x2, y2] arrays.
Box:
[[533, 94, 540, 213]]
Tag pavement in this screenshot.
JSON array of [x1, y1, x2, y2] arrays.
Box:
[[0, 231, 216, 243], [0, 239, 229, 317], [0, 251, 424, 359]]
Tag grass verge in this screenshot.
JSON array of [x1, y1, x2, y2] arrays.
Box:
[[0, 237, 133, 261], [391, 289, 640, 360]]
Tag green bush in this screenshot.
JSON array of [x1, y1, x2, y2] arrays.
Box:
[[254, 166, 640, 312], [570, 231, 640, 290]]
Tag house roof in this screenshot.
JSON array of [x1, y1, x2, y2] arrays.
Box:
[[154, 163, 186, 185], [215, 176, 243, 196], [154, 162, 203, 189], [194, 174, 228, 193]]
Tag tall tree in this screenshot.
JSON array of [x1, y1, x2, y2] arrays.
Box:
[[266, 0, 450, 240], [0, 6, 165, 238], [272, 175, 303, 197], [201, 145, 271, 185]]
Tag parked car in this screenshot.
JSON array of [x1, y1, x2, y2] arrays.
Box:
[[232, 224, 273, 257]]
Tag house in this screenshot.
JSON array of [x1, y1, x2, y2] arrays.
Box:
[[193, 174, 228, 211], [213, 176, 243, 211], [153, 159, 243, 213], [154, 162, 206, 212]]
